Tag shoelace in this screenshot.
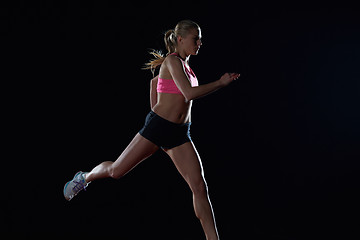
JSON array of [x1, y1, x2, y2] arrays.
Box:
[[72, 179, 87, 192]]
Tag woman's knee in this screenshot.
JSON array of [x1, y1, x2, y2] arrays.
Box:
[[190, 178, 208, 196]]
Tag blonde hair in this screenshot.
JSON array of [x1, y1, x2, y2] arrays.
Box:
[[143, 20, 200, 75]]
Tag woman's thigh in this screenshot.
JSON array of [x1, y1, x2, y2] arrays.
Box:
[[111, 133, 159, 177], [165, 141, 205, 189]]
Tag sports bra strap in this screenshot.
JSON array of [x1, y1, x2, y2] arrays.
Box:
[[168, 52, 195, 78]]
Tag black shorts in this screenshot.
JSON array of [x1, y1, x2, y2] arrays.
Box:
[[139, 111, 192, 149]]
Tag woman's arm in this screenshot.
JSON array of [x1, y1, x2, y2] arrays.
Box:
[[150, 75, 159, 109], [166, 56, 240, 102]]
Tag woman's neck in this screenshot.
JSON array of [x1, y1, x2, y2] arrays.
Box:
[[176, 50, 190, 64]]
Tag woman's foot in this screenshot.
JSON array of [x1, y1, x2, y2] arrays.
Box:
[[63, 171, 89, 201]]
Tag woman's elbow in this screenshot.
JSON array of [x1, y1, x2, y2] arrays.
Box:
[[151, 76, 158, 84]]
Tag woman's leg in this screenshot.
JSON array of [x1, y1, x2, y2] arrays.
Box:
[[165, 141, 219, 240], [85, 133, 159, 182]]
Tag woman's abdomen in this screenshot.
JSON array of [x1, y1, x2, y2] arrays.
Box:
[[152, 93, 192, 124]]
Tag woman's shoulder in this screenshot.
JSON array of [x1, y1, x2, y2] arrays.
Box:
[[164, 54, 183, 69]]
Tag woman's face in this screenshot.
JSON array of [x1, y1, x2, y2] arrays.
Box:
[[179, 27, 202, 56]]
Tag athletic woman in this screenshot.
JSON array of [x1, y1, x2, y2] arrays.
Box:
[[64, 20, 240, 240]]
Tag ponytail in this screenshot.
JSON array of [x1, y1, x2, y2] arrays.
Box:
[[142, 49, 165, 76], [164, 29, 177, 54], [142, 29, 177, 75], [143, 20, 200, 75]]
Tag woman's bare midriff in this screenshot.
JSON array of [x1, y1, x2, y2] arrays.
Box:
[[152, 92, 192, 124]]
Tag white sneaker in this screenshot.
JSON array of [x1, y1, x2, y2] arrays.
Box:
[[63, 171, 89, 201]]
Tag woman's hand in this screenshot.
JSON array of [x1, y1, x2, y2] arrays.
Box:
[[219, 73, 240, 87]]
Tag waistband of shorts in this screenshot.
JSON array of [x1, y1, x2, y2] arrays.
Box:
[[149, 110, 191, 127]]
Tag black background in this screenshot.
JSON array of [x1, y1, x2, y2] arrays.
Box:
[[4, 1, 360, 239]]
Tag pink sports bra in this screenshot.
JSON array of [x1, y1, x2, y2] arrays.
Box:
[[157, 53, 199, 95]]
